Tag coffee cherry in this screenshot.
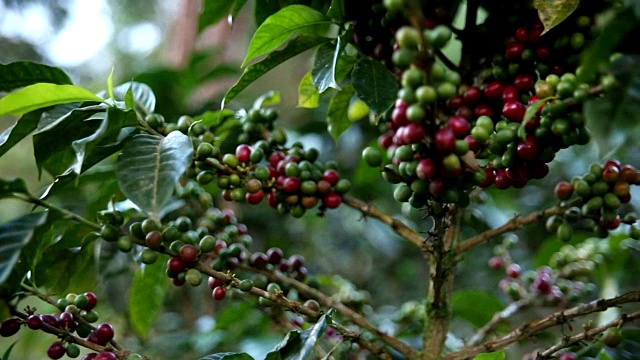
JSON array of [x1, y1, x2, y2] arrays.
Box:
[[212, 286, 226, 300], [506, 264, 521, 278], [95, 352, 117, 360], [94, 322, 114, 344], [558, 352, 576, 360], [66, 343, 80, 358], [502, 101, 526, 122], [362, 147, 383, 167], [602, 327, 623, 347], [250, 252, 269, 268], [26, 315, 42, 330], [59, 311, 76, 331], [0, 318, 21, 337], [167, 257, 187, 273], [554, 181, 574, 200], [237, 279, 254, 292], [323, 193, 342, 209], [488, 256, 504, 270], [179, 244, 199, 264], [435, 128, 456, 153], [47, 341, 66, 359]]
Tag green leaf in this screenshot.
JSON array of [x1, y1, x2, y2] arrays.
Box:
[[298, 72, 321, 108], [222, 34, 329, 108], [0, 84, 102, 118], [129, 259, 168, 339], [312, 42, 342, 93], [229, 0, 249, 25], [253, 90, 281, 109], [33, 105, 106, 176], [198, 0, 234, 33], [452, 290, 504, 328], [242, 5, 331, 67], [254, 0, 281, 27], [0, 212, 48, 286], [200, 353, 255, 360], [1, 340, 18, 360], [107, 66, 115, 101], [518, 97, 553, 140], [327, 0, 345, 20], [115, 132, 193, 221], [0, 61, 72, 92], [0, 178, 28, 199], [472, 350, 506, 360], [327, 84, 355, 143], [265, 310, 332, 360], [111, 81, 156, 116], [70, 106, 138, 175], [351, 58, 398, 115], [0, 109, 43, 158], [534, 0, 580, 34]]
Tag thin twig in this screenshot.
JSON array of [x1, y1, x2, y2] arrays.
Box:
[[446, 291, 640, 360], [468, 299, 532, 345]]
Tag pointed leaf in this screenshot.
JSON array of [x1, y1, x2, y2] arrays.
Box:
[[0, 178, 28, 199], [534, 0, 580, 34], [115, 132, 193, 220], [129, 259, 168, 338], [242, 5, 331, 67], [70, 106, 138, 175], [198, 0, 234, 33], [518, 97, 553, 140], [0, 212, 48, 285], [472, 350, 506, 360], [312, 35, 356, 93], [265, 310, 332, 360], [298, 72, 321, 108], [327, 0, 345, 21], [351, 58, 398, 114], [0, 109, 43, 158], [112, 81, 156, 116], [327, 84, 355, 143], [0, 84, 102, 118], [222, 35, 329, 108], [200, 353, 255, 360], [33, 105, 106, 176], [0, 61, 72, 92]]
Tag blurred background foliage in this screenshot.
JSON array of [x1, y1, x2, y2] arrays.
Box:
[[0, 0, 639, 359]]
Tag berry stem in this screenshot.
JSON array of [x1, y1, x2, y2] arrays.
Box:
[[446, 291, 640, 360], [456, 198, 582, 253], [539, 311, 640, 358]]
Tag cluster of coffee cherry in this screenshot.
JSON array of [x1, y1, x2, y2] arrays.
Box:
[[0, 291, 130, 360], [548, 160, 640, 240], [357, 1, 615, 208], [488, 237, 609, 306]]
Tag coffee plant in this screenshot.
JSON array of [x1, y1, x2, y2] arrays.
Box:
[[0, 0, 639, 359]]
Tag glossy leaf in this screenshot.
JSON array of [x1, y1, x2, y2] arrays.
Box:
[[473, 350, 506, 360], [519, 97, 552, 140], [198, 0, 234, 33], [33, 105, 106, 176], [312, 42, 342, 93], [265, 309, 332, 360], [0, 61, 71, 92], [253, 90, 281, 109], [0, 83, 101, 118], [0, 212, 48, 285], [327, 84, 355, 143], [70, 106, 138, 175], [0, 178, 28, 199], [222, 35, 329, 108], [200, 353, 255, 360], [242, 5, 331, 67], [129, 259, 168, 338], [452, 290, 504, 328], [111, 81, 156, 116], [351, 58, 398, 114], [534, 0, 579, 34], [0, 109, 43, 158], [327, 0, 345, 20], [298, 72, 321, 108], [115, 132, 193, 221]]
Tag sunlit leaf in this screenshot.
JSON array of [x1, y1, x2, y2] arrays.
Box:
[[298, 72, 321, 108], [129, 259, 168, 338], [115, 132, 193, 221], [242, 5, 331, 67], [534, 0, 580, 34], [0, 61, 71, 92], [351, 58, 398, 114], [0, 212, 48, 285], [327, 0, 345, 20], [111, 81, 156, 116], [0, 84, 102, 118], [265, 310, 332, 360], [312, 42, 342, 93], [327, 84, 355, 143], [222, 35, 329, 108], [472, 350, 506, 360]]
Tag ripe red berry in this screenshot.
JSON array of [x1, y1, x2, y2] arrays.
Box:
[[94, 322, 114, 345], [505, 42, 525, 60], [501, 86, 519, 103], [289, 254, 305, 271], [26, 315, 42, 330], [212, 286, 226, 300], [179, 244, 199, 264], [266, 247, 284, 264], [446, 95, 465, 110], [251, 252, 269, 268], [400, 123, 426, 144], [502, 101, 526, 122], [516, 136, 540, 160], [554, 181, 574, 200], [463, 86, 482, 104], [82, 353, 98, 360], [246, 189, 264, 204], [535, 46, 551, 60], [506, 264, 521, 278], [446, 116, 471, 138], [392, 106, 409, 126], [268, 152, 285, 168], [282, 176, 302, 193], [558, 353, 576, 360], [435, 128, 456, 153], [322, 169, 340, 186], [416, 159, 437, 180], [473, 104, 494, 118], [514, 74, 535, 91], [167, 256, 187, 273], [323, 192, 342, 209], [483, 81, 504, 99], [494, 169, 511, 189], [532, 272, 553, 295], [95, 352, 117, 360], [0, 318, 21, 337], [47, 341, 66, 359], [488, 256, 503, 270], [429, 178, 446, 197], [235, 144, 252, 163], [515, 27, 528, 43], [58, 311, 76, 332], [145, 230, 164, 248], [602, 165, 620, 183]]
